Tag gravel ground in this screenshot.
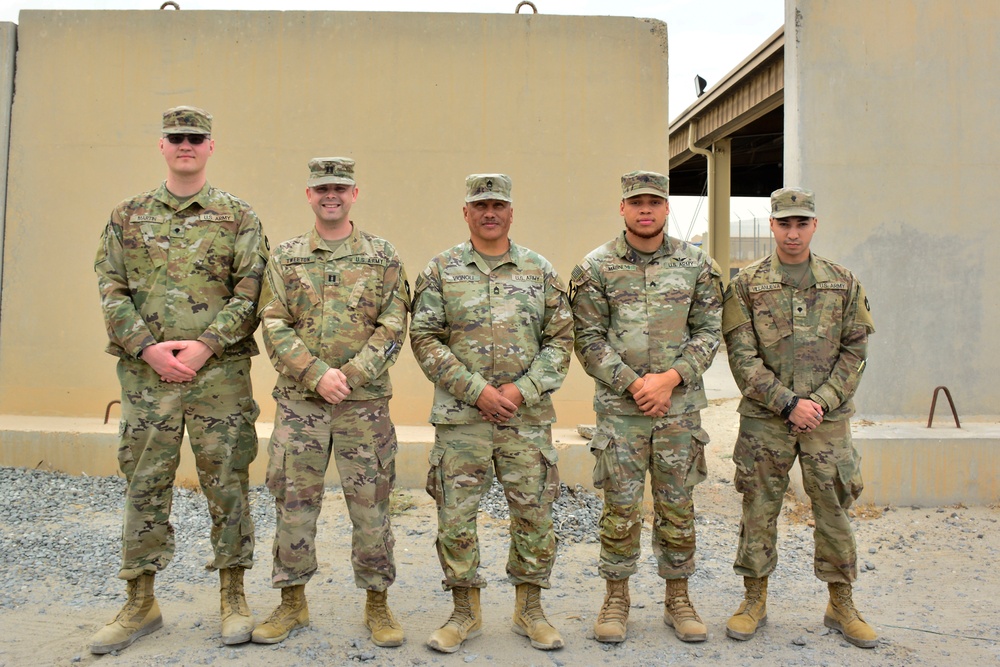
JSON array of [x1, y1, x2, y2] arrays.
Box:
[[1, 398, 999, 666]]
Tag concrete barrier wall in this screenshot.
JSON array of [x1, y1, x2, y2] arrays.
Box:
[[785, 0, 1000, 420], [0, 10, 670, 429]]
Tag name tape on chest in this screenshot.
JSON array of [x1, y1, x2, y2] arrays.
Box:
[[444, 274, 480, 283], [604, 263, 635, 272], [749, 283, 783, 293], [283, 257, 316, 266], [129, 214, 165, 224]]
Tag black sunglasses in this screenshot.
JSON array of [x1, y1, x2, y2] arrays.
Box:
[[165, 134, 209, 145]]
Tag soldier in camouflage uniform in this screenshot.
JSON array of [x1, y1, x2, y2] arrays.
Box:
[[251, 158, 410, 648], [722, 187, 877, 648], [571, 171, 722, 645], [92, 106, 266, 654], [410, 174, 574, 654]]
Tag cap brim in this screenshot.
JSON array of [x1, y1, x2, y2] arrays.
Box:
[[465, 193, 512, 203], [771, 208, 816, 219], [308, 176, 356, 187], [623, 187, 668, 199], [164, 126, 211, 135]]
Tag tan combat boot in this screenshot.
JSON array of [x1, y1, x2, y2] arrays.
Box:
[[663, 578, 707, 642], [251, 584, 309, 644], [219, 567, 254, 645], [824, 582, 878, 648], [364, 589, 404, 647], [89, 573, 163, 654], [726, 576, 768, 640], [511, 583, 564, 650], [593, 578, 629, 643], [427, 587, 482, 653]]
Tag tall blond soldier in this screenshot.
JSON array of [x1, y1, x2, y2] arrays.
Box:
[[93, 106, 266, 653], [722, 187, 877, 648], [410, 174, 573, 653], [571, 171, 722, 644], [253, 158, 410, 648]]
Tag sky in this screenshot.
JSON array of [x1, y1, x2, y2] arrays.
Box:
[[0, 0, 785, 237]]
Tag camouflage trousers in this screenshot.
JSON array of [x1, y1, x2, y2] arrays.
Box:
[[425, 423, 561, 590], [266, 397, 397, 591], [116, 358, 258, 580], [732, 415, 864, 583], [590, 412, 708, 581]]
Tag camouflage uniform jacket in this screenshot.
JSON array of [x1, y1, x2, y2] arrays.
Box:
[[259, 225, 410, 402], [410, 240, 573, 425], [571, 233, 723, 416], [95, 181, 266, 361], [722, 252, 875, 421]]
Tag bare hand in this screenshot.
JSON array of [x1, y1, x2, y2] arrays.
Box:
[[476, 385, 519, 424], [788, 398, 824, 432], [316, 368, 352, 405], [142, 341, 197, 383], [174, 340, 213, 374], [631, 370, 681, 418]]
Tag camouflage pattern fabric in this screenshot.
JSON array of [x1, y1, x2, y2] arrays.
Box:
[[259, 225, 410, 402], [722, 252, 875, 420], [259, 223, 408, 591], [266, 397, 398, 590], [570, 232, 723, 417], [116, 358, 258, 580], [731, 415, 863, 583], [590, 413, 708, 580], [424, 423, 560, 590], [95, 181, 266, 361], [409, 240, 574, 425]]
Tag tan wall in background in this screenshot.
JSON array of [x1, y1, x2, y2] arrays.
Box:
[[785, 0, 1000, 419], [0, 10, 669, 427]]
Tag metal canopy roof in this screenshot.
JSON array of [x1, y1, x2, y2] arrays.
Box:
[[668, 27, 784, 197]]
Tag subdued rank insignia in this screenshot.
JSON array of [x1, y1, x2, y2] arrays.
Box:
[[865, 296, 871, 311], [326, 274, 339, 284], [493, 285, 500, 295], [486, 178, 493, 190], [404, 279, 411, 301]]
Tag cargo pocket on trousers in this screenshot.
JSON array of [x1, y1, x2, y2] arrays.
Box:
[[540, 447, 562, 504], [234, 398, 260, 471], [375, 423, 398, 469], [683, 427, 710, 488], [590, 432, 619, 492], [732, 432, 756, 497], [425, 446, 445, 509], [835, 451, 864, 509], [116, 419, 138, 479]]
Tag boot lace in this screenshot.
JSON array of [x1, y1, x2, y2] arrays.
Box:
[[367, 591, 399, 629], [224, 571, 250, 616], [520, 586, 550, 626], [831, 583, 861, 620], [665, 583, 700, 622], [597, 583, 629, 625], [444, 590, 475, 630]]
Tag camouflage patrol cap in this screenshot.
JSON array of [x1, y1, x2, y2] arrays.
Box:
[[621, 170, 669, 199], [162, 105, 212, 135], [307, 157, 356, 187], [770, 187, 816, 219], [465, 174, 512, 203]]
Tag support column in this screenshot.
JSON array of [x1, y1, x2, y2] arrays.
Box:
[[709, 138, 732, 282]]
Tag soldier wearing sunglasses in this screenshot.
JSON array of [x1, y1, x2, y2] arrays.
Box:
[[92, 106, 267, 654]]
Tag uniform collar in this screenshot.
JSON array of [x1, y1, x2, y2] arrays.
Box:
[[462, 239, 521, 272], [308, 222, 367, 258], [766, 251, 835, 286], [614, 232, 673, 263], [154, 181, 212, 212]]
